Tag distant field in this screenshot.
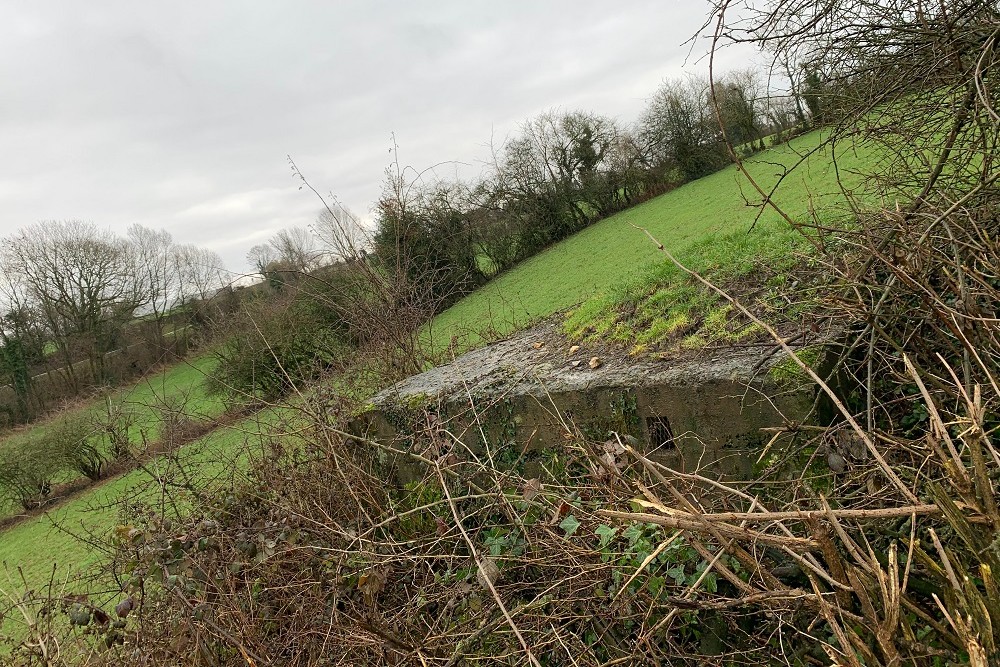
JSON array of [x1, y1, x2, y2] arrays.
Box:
[[0, 339, 323, 612], [425, 131, 876, 354], [0, 356, 224, 450], [0, 355, 233, 604], [0, 406, 292, 609], [0, 356, 227, 510]]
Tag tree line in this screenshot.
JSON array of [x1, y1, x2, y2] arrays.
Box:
[[251, 68, 809, 325], [0, 66, 821, 423], [0, 221, 227, 424], [211, 67, 817, 405], [366, 69, 805, 313]]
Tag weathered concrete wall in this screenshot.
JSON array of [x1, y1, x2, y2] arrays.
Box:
[[353, 322, 828, 480]]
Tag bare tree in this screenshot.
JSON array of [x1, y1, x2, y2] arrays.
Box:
[[270, 226, 321, 274], [247, 243, 277, 279], [248, 226, 320, 283], [127, 224, 177, 346], [773, 48, 810, 127], [173, 244, 227, 302], [507, 110, 623, 225], [312, 204, 370, 263], [0, 220, 147, 386], [714, 69, 767, 150]]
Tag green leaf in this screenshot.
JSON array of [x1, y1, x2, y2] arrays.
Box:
[[560, 514, 581, 536], [595, 524, 618, 547], [666, 565, 686, 585], [622, 523, 643, 545]]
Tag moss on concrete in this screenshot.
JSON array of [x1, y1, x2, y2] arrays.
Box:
[[768, 346, 825, 384]]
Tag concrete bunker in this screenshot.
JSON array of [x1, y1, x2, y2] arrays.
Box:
[[353, 323, 828, 479]]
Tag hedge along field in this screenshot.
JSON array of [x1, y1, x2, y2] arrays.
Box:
[[424, 130, 877, 354], [0, 356, 228, 517], [0, 405, 294, 610], [0, 355, 225, 454]]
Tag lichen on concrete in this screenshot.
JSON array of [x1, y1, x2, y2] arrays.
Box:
[[356, 319, 833, 478]]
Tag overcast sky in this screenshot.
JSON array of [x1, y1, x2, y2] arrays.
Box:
[[0, 1, 758, 275]]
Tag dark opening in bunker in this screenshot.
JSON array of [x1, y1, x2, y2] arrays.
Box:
[[646, 415, 675, 451]]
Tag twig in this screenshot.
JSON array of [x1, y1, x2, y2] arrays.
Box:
[[433, 463, 542, 667]]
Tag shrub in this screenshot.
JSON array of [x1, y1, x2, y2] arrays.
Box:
[[0, 413, 109, 510], [0, 437, 67, 510], [161, 412, 213, 449], [48, 414, 106, 481], [93, 396, 140, 460], [209, 277, 351, 403]]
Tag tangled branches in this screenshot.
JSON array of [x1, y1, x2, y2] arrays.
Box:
[[7, 346, 993, 667]]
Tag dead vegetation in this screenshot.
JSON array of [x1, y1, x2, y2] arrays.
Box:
[[3, 1, 1000, 665], [8, 284, 998, 666]]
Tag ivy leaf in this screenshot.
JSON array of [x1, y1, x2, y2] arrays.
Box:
[[595, 524, 618, 547], [560, 514, 581, 536], [622, 523, 643, 545], [666, 565, 686, 586]]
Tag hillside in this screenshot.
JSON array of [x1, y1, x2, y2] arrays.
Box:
[[0, 356, 227, 518], [1, 2, 990, 662], [1, 126, 992, 667], [426, 130, 872, 355], [0, 356, 232, 589], [0, 131, 862, 596]]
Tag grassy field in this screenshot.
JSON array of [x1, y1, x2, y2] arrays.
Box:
[[0, 129, 874, 609], [0, 356, 225, 452], [0, 354, 234, 604], [0, 356, 228, 507], [0, 405, 292, 601], [426, 130, 875, 354], [0, 342, 315, 610]]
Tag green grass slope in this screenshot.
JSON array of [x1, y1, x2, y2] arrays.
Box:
[[0, 356, 227, 512], [0, 406, 292, 601], [0, 356, 225, 453], [0, 129, 875, 614], [0, 355, 233, 595], [427, 131, 874, 354]]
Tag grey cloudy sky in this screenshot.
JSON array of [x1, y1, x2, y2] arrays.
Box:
[[0, 1, 758, 275]]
